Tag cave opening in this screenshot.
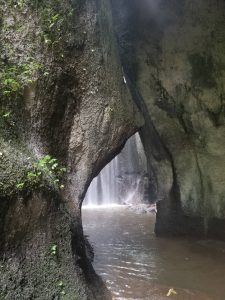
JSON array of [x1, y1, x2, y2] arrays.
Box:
[[81, 133, 158, 298], [82, 132, 153, 208]]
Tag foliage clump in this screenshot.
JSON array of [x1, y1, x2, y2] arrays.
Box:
[[0, 0, 79, 198], [0, 59, 42, 100], [0, 138, 66, 199], [0, 0, 78, 105], [15, 154, 66, 193]]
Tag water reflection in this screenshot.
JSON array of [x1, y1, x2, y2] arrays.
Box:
[[82, 206, 225, 300]]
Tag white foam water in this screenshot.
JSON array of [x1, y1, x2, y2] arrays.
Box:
[[83, 133, 148, 206]]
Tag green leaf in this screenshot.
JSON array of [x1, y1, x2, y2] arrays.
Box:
[[58, 281, 64, 287], [51, 244, 57, 251], [3, 90, 11, 96], [27, 172, 37, 180], [3, 112, 11, 118], [51, 163, 58, 170], [16, 182, 24, 190], [60, 167, 67, 173], [51, 14, 60, 22], [49, 158, 57, 165]]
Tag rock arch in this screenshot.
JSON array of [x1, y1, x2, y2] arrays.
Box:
[[1, 0, 225, 299]]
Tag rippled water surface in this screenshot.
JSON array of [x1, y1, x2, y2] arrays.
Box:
[[82, 206, 225, 300]]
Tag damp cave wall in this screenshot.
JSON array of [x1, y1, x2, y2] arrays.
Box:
[[1, 0, 225, 299], [0, 0, 142, 299], [111, 0, 225, 238]]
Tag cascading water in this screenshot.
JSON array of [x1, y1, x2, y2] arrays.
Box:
[[84, 156, 119, 205], [83, 133, 149, 206]]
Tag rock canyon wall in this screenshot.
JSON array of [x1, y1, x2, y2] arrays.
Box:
[[0, 0, 225, 298]]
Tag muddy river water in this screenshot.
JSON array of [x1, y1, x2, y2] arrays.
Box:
[[82, 206, 225, 300]]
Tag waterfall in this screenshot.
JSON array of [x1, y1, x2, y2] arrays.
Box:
[[84, 156, 119, 205], [83, 133, 148, 206]]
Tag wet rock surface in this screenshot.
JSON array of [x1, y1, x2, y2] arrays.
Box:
[[0, 0, 141, 298], [111, 0, 225, 238], [127, 203, 157, 215], [1, 0, 225, 299]]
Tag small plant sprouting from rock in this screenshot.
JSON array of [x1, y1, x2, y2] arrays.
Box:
[[11, 0, 27, 9], [0, 60, 42, 100], [50, 244, 57, 256], [1, 110, 15, 128], [15, 154, 66, 192], [58, 281, 66, 296], [2, 111, 11, 119], [16, 182, 25, 190]]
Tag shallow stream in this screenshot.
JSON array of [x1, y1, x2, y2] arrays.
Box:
[[82, 206, 225, 300]]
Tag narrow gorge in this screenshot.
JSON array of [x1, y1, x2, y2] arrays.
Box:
[[0, 0, 225, 299]]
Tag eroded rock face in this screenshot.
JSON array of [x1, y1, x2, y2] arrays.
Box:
[[0, 0, 142, 298], [111, 0, 225, 237], [1, 0, 225, 298]]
